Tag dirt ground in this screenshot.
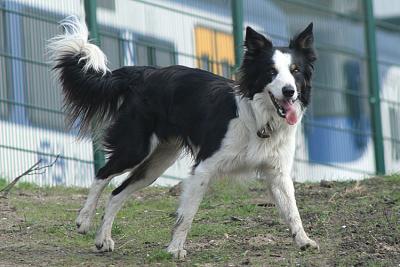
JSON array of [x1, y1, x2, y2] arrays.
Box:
[[0, 176, 399, 266]]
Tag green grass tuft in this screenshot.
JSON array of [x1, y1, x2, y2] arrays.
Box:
[[0, 178, 7, 188], [146, 249, 173, 263]]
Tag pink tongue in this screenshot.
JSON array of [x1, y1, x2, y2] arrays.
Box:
[[282, 102, 298, 125]]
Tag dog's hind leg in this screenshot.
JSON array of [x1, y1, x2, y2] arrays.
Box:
[[94, 140, 181, 252], [167, 163, 213, 259], [76, 153, 152, 235], [76, 126, 158, 234], [75, 165, 142, 234], [76, 178, 111, 234]]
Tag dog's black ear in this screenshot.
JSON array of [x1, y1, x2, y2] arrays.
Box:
[[290, 23, 316, 63], [290, 23, 314, 50], [244, 26, 272, 51]]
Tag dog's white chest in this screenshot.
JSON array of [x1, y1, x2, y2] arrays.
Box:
[[217, 117, 296, 174], [246, 128, 295, 168]]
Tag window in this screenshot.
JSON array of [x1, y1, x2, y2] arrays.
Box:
[[21, 11, 65, 130], [135, 44, 149, 66], [0, 3, 85, 131], [200, 55, 211, 71], [100, 32, 123, 69], [154, 48, 175, 67], [121, 33, 175, 67], [98, 0, 116, 11], [0, 4, 66, 129], [221, 61, 232, 78], [135, 41, 175, 67], [194, 26, 234, 78]]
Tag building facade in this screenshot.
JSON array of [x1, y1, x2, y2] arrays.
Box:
[[0, 0, 399, 186]]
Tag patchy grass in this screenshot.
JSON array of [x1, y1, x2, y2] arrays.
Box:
[[0, 175, 399, 266], [0, 178, 7, 188]]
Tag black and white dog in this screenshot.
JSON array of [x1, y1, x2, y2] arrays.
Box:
[[49, 16, 318, 258]]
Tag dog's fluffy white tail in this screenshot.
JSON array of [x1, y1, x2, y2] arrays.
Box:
[[48, 15, 109, 75]]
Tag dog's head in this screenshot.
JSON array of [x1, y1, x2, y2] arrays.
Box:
[[238, 23, 316, 125]]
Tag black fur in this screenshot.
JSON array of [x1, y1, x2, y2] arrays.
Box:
[[55, 24, 316, 183], [56, 56, 238, 179], [289, 23, 317, 107], [111, 158, 150, 195], [54, 54, 146, 134]]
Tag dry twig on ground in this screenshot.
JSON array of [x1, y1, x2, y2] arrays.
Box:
[[0, 155, 59, 198]]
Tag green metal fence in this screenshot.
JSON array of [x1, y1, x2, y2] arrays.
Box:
[[0, 0, 399, 187]]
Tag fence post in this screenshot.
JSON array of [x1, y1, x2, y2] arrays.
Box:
[[364, 0, 386, 175], [84, 0, 105, 173], [231, 0, 243, 69]]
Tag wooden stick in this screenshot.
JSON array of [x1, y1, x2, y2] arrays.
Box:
[[0, 155, 59, 198]]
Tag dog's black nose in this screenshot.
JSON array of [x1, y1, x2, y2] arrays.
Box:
[[282, 86, 295, 98]]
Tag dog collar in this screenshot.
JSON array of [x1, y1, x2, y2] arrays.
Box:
[[257, 121, 274, 138]]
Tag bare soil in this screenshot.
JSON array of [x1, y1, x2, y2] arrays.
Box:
[[0, 176, 399, 266]]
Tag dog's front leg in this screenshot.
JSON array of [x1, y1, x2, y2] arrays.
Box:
[[167, 170, 211, 259], [268, 172, 319, 250]]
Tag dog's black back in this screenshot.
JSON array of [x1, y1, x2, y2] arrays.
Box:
[[105, 65, 238, 168]]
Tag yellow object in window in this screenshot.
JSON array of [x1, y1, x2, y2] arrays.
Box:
[[194, 26, 234, 78]]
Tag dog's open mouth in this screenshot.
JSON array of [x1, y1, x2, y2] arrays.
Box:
[[268, 92, 298, 125]]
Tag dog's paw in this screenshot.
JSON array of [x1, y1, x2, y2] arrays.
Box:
[[294, 230, 319, 251], [296, 237, 319, 251], [76, 210, 92, 234], [76, 218, 90, 234], [95, 237, 115, 252], [167, 246, 187, 259]]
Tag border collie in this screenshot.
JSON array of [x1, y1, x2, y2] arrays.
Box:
[[48, 16, 318, 259]]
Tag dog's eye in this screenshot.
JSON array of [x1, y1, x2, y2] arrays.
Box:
[[291, 65, 300, 73], [269, 68, 277, 76]]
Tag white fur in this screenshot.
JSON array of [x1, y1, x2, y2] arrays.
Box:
[[76, 178, 110, 234], [167, 164, 211, 259], [71, 32, 316, 257], [267, 50, 298, 100], [78, 92, 312, 259], [47, 16, 109, 75], [77, 83, 316, 258], [74, 68, 316, 258], [168, 94, 317, 258]]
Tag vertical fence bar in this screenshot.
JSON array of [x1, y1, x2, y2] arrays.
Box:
[[85, 0, 99, 42], [364, 0, 386, 175], [231, 0, 243, 68], [84, 0, 105, 173]]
